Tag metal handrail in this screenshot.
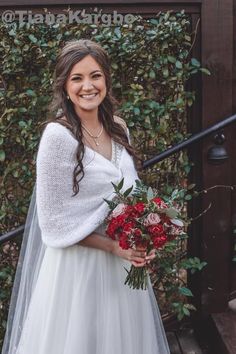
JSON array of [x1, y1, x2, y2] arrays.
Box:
[[0, 225, 25, 244], [1, 113, 236, 245], [143, 113, 236, 168]]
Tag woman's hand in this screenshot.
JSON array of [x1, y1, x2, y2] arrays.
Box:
[[111, 241, 147, 267], [145, 249, 156, 264], [111, 242, 157, 267]]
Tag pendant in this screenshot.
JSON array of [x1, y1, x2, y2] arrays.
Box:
[[95, 140, 99, 146]]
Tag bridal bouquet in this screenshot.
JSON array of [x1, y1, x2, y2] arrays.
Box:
[[104, 179, 185, 290]]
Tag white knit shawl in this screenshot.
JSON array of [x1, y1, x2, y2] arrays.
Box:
[[36, 122, 139, 248]]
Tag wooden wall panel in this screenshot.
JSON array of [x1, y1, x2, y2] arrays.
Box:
[[201, 0, 234, 313], [0, 0, 202, 5], [229, 0, 236, 300]]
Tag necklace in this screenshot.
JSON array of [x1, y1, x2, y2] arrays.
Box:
[[82, 123, 103, 146]]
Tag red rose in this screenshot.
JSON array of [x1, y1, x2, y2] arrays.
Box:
[[125, 205, 138, 218], [106, 219, 118, 238], [116, 214, 127, 226], [123, 221, 135, 233], [152, 197, 167, 208], [119, 232, 130, 250], [153, 234, 167, 249], [136, 240, 149, 248], [133, 202, 145, 215], [148, 224, 164, 236], [134, 228, 142, 237]]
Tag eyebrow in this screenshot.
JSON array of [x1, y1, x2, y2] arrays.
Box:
[[70, 70, 102, 77]]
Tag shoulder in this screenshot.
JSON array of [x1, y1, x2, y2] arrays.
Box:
[[38, 122, 77, 158], [113, 115, 127, 130], [41, 122, 75, 143]]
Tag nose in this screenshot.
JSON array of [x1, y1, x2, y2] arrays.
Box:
[[82, 80, 94, 91]]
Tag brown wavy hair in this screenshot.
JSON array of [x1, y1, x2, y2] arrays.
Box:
[[45, 39, 141, 196]]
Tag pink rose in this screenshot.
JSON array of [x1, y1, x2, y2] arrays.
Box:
[[111, 203, 127, 218], [143, 213, 161, 226]]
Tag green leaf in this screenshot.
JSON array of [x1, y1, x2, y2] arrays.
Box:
[[18, 107, 27, 113], [26, 89, 36, 97], [28, 34, 38, 43], [0, 150, 6, 162], [167, 56, 176, 64], [8, 29, 16, 37], [200, 67, 211, 75], [103, 198, 117, 209], [123, 186, 133, 198], [117, 178, 124, 191], [179, 287, 194, 297], [114, 27, 121, 39], [149, 69, 156, 79], [165, 207, 178, 219], [184, 194, 192, 201], [134, 107, 140, 115], [149, 19, 158, 25], [147, 187, 154, 201], [183, 306, 190, 316], [13, 170, 19, 178], [175, 60, 183, 69], [191, 58, 200, 67], [162, 68, 169, 77], [111, 63, 118, 70]]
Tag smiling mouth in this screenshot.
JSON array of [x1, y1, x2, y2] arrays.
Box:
[[79, 93, 98, 99]]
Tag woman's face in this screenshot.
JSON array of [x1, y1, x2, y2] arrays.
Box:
[[65, 54, 107, 116]]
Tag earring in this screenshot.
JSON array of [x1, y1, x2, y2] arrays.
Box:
[[67, 95, 70, 100]]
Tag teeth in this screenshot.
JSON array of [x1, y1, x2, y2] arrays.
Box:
[[80, 93, 97, 98]]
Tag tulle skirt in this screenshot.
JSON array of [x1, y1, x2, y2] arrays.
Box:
[[15, 235, 170, 354]]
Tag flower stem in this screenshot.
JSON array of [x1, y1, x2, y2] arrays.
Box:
[[124, 265, 148, 290]]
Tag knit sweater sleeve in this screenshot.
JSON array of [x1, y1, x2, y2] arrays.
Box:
[[36, 122, 139, 248], [36, 123, 102, 248]]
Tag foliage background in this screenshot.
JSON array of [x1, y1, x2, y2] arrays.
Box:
[[0, 9, 208, 348]]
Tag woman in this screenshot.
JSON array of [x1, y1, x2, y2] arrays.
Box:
[[2, 39, 170, 354]]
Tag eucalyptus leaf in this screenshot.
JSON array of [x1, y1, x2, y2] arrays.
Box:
[[165, 207, 178, 219], [147, 187, 154, 201]]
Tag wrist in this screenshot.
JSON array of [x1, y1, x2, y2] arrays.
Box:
[[110, 240, 118, 255]]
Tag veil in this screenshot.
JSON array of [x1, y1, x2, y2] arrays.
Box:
[[1, 185, 46, 354]]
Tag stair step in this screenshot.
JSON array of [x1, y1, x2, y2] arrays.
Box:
[[211, 309, 236, 354]]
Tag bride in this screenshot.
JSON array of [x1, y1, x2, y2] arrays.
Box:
[[2, 39, 170, 354]]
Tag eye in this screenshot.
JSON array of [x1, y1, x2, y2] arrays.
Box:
[[71, 77, 81, 81], [92, 74, 102, 79]]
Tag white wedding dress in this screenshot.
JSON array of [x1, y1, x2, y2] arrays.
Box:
[[15, 228, 170, 354], [4, 125, 170, 354]]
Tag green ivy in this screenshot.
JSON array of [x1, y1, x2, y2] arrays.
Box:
[[0, 9, 210, 347]]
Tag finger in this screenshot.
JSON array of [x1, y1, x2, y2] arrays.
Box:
[[133, 251, 146, 258], [131, 260, 146, 267], [146, 253, 156, 260], [131, 256, 147, 263], [136, 246, 147, 251], [146, 249, 156, 260]]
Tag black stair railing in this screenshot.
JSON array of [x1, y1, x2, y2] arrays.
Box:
[[143, 113, 236, 168], [1, 113, 236, 245]]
